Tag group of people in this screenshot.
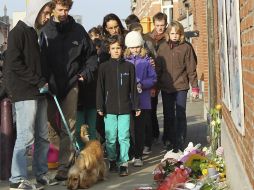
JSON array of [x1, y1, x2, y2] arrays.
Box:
[[4, 0, 198, 189]]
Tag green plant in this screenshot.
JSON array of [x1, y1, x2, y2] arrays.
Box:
[[208, 105, 222, 154]]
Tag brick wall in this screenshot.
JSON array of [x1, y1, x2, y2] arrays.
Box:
[[191, 0, 209, 103], [213, 0, 254, 188], [133, 0, 161, 22]]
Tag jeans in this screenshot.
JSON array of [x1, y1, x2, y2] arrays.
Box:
[[161, 90, 188, 150], [10, 98, 49, 183], [104, 114, 130, 165]]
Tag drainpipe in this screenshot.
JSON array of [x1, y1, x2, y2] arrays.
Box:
[[207, 0, 217, 109]]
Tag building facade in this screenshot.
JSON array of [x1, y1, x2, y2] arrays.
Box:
[[131, 0, 174, 33], [0, 5, 10, 51], [211, 0, 254, 189]]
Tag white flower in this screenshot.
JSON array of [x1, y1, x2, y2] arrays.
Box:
[[210, 120, 216, 127]]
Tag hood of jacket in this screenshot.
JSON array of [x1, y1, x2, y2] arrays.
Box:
[[23, 0, 51, 29]]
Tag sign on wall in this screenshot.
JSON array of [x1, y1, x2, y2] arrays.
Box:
[[217, 0, 245, 135]]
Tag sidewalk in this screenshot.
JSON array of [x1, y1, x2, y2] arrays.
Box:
[[0, 97, 207, 190]]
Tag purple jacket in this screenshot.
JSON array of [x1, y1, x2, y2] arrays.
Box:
[[125, 55, 157, 109]]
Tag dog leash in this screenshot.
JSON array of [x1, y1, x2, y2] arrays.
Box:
[[52, 94, 80, 154]]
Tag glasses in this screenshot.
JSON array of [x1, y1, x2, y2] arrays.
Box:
[[107, 25, 119, 30]]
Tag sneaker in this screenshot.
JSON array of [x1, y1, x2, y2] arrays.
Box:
[[10, 180, 44, 190], [36, 175, 58, 186], [133, 158, 143, 167], [153, 138, 160, 145], [109, 160, 118, 173], [54, 170, 68, 181], [119, 166, 128, 177], [143, 146, 151, 155], [128, 157, 135, 164]]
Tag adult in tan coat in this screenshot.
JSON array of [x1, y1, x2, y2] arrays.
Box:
[[156, 21, 199, 153]]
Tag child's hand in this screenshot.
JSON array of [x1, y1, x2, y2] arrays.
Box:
[[135, 110, 141, 117], [39, 83, 49, 94], [137, 83, 142, 93], [97, 111, 104, 116], [150, 88, 156, 97], [192, 87, 199, 99], [150, 57, 155, 67], [77, 74, 85, 82]]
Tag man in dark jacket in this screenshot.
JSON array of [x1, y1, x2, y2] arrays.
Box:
[[143, 12, 168, 149], [4, 1, 58, 189], [41, 0, 98, 181]]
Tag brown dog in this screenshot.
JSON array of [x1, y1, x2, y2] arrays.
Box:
[[67, 140, 106, 189]]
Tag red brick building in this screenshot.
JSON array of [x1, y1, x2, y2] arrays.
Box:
[[211, 0, 254, 189], [131, 0, 173, 33]]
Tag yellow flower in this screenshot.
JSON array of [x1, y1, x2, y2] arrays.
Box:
[[184, 154, 207, 167], [202, 169, 208, 175], [215, 104, 222, 110]]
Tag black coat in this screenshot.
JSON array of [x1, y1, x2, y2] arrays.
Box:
[[96, 58, 139, 114], [4, 21, 46, 102], [41, 16, 98, 98]]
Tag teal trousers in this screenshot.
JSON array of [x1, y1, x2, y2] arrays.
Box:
[[104, 114, 130, 165]]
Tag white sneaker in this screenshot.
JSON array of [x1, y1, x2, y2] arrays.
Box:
[[128, 157, 135, 164], [133, 158, 143, 167], [10, 179, 43, 190], [143, 146, 151, 155]]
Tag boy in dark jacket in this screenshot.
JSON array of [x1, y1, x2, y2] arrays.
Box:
[[4, 0, 58, 189], [41, 0, 98, 181], [96, 35, 140, 177]]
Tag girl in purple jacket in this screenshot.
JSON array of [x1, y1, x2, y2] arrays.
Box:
[[124, 31, 157, 167]]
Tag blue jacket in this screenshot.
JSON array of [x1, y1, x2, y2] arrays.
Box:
[[125, 55, 157, 109]]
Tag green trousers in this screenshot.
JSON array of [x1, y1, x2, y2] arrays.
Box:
[[104, 114, 130, 165]]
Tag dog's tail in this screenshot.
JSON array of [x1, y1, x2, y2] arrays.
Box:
[[80, 124, 90, 143]]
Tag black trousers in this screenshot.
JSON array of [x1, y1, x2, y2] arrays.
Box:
[[161, 90, 188, 151], [133, 110, 152, 159], [151, 95, 159, 139]]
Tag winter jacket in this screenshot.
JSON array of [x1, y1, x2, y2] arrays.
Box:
[[156, 41, 198, 93], [125, 55, 157, 109], [78, 70, 98, 109], [41, 16, 98, 99], [4, 0, 51, 102], [96, 58, 139, 114]]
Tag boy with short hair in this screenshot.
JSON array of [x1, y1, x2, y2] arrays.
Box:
[[96, 35, 140, 176]]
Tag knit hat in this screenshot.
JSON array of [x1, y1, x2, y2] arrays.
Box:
[[125, 31, 144, 48]]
